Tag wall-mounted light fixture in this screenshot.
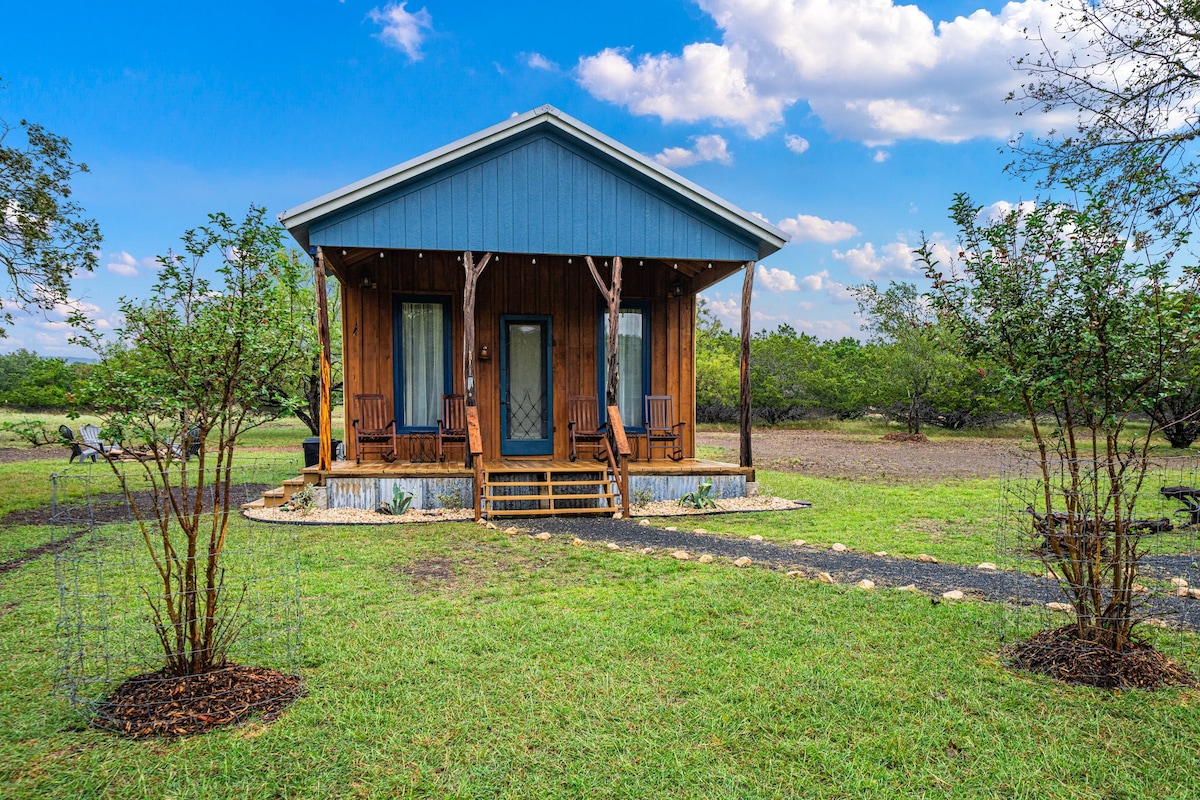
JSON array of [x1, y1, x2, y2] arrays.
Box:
[[359, 271, 377, 290], [479, 344, 491, 361], [670, 279, 684, 298]]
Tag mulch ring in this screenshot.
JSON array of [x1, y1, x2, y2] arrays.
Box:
[[1, 483, 273, 528], [93, 664, 304, 737], [1005, 625, 1196, 689]]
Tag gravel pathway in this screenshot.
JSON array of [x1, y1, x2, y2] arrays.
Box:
[[534, 516, 1200, 630]]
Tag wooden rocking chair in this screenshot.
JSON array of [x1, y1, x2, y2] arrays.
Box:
[[351, 394, 396, 464], [437, 394, 468, 463], [644, 395, 686, 461], [568, 395, 612, 463]]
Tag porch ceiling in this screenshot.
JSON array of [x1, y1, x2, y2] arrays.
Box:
[[323, 246, 746, 293]]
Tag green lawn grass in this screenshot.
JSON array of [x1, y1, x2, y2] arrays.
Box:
[[1, 519, 1198, 798], [2, 417, 1199, 797], [699, 473, 1003, 566]]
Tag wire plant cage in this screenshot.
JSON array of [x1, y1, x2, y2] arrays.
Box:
[[52, 460, 304, 734], [997, 452, 1200, 686]]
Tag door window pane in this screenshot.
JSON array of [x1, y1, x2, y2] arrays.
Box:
[[506, 322, 546, 440]]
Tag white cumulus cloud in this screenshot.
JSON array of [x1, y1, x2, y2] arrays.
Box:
[[776, 213, 859, 243], [577, 0, 1072, 144], [976, 199, 1037, 225], [784, 134, 810, 154], [832, 240, 916, 279], [526, 52, 558, 71], [873, 149, 890, 163], [799, 270, 829, 291], [578, 43, 787, 137], [652, 134, 733, 168], [756, 264, 799, 292], [106, 251, 145, 277], [369, 2, 433, 62], [833, 237, 953, 280]]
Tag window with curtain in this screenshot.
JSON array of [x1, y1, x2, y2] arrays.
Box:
[[602, 306, 646, 428], [399, 300, 447, 428]]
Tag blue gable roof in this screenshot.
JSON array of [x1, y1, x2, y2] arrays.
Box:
[[281, 106, 787, 261]]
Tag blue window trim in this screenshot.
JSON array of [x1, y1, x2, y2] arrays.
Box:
[[392, 294, 453, 432], [596, 301, 651, 433], [499, 314, 554, 456]]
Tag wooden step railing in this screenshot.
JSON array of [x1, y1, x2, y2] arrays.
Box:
[[607, 405, 631, 518], [467, 407, 484, 521]]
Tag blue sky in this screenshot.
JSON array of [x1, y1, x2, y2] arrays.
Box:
[[2, 0, 1064, 356]]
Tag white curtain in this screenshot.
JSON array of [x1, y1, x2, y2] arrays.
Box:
[[604, 308, 644, 427], [402, 302, 443, 427]]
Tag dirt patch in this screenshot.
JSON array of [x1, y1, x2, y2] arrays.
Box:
[[396, 556, 459, 592], [0, 529, 87, 575], [2, 484, 272, 528], [1005, 625, 1196, 689], [881, 432, 929, 443], [698, 429, 1026, 481], [0, 446, 70, 464], [93, 664, 304, 737]]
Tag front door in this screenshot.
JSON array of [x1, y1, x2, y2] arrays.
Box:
[[500, 315, 553, 456]]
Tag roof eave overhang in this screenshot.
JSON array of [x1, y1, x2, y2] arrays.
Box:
[[278, 105, 789, 258]]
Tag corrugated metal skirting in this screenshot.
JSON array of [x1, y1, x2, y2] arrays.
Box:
[[326, 473, 745, 510], [629, 475, 746, 504], [327, 477, 474, 511]]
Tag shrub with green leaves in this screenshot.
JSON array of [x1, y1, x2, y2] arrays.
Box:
[[923, 190, 1200, 652], [70, 205, 312, 677]]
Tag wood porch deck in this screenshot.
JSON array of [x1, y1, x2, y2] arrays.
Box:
[[303, 457, 753, 482]]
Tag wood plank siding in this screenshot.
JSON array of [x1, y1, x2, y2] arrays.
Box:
[[309, 130, 760, 263], [338, 250, 695, 463]]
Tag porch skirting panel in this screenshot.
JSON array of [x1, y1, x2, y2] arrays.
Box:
[[327, 476, 474, 511], [629, 474, 746, 504]]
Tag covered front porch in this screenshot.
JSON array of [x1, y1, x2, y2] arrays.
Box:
[[296, 455, 755, 519]]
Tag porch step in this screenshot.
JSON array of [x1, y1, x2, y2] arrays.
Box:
[[482, 465, 618, 518], [281, 478, 306, 502], [261, 488, 286, 509], [488, 505, 620, 517], [240, 498, 266, 510]]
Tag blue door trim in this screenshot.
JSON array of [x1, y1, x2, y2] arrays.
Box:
[[500, 314, 554, 456]]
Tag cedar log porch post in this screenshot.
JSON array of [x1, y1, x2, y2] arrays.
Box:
[[313, 246, 334, 472], [587, 256, 630, 516], [739, 261, 755, 469], [461, 251, 492, 409], [586, 256, 623, 406]]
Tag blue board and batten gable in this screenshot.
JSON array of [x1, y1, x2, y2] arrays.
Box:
[[281, 106, 788, 261]]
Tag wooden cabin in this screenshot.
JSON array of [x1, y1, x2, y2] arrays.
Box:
[[277, 105, 788, 518]]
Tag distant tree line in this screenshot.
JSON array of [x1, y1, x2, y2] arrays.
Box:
[[0, 349, 92, 409], [696, 298, 1016, 432]]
